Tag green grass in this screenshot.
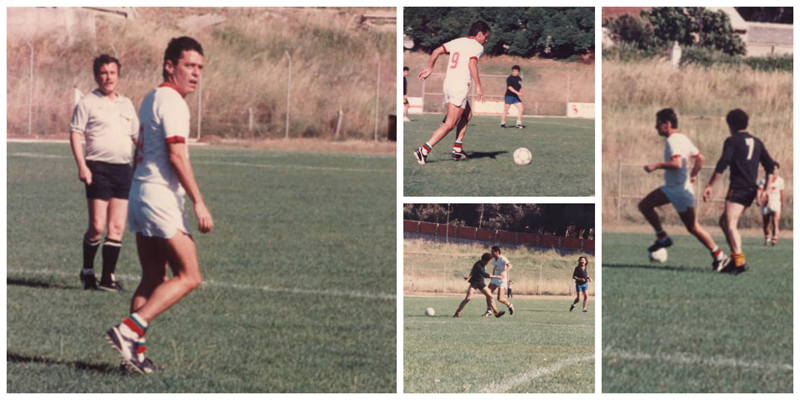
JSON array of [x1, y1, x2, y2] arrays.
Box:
[[404, 296, 594, 393], [6, 142, 396, 392], [403, 114, 594, 196], [602, 232, 793, 393]]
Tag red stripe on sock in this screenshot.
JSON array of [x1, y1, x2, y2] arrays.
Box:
[[136, 345, 147, 354], [123, 317, 145, 336]]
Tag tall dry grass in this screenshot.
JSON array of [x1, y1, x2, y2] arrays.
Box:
[[7, 8, 396, 140], [403, 239, 595, 296], [602, 60, 793, 229]]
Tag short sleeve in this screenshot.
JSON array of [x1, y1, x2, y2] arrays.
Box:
[[687, 138, 700, 157], [127, 100, 140, 140], [665, 137, 677, 159], [473, 47, 484, 61], [70, 99, 89, 134], [441, 39, 457, 53], [161, 95, 190, 144], [778, 178, 785, 190]]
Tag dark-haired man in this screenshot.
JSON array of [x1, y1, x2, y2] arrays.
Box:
[[703, 109, 775, 274], [639, 108, 728, 271], [483, 245, 514, 316], [414, 21, 489, 164], [70, 54, 139, 292], [105, 37, 213, 373], [500, 65, 524, 129], [453, 253, 506, 318]]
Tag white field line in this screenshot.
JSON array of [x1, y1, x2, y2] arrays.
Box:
[[603, 349, 793, 372], [524, 120, 594, 130], [7, 152, 393, 173], [7, 268, 395, 301], [479, 354, 594, 393], [7, 138, 208, 146]]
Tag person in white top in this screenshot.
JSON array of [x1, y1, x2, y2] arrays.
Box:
[[414, 21, 489, 164], [105, 37, 213, 374], [484, 245, 514, 316], [757, 162, 784, 246], [639, 108, 728, 271], [70, 54, 139, 292]]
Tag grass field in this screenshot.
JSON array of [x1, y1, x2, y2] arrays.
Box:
[[403, 114, 594, 196], [602, 232, 793, 393], [404, 296, 594, 393], [6, 142, 396, 392]]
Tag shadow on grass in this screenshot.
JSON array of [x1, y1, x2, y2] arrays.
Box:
[[7, 277, 73, 290], [466, 151, 508, 160], [7, 352, 122, 374], [603, 263, 707, 274]]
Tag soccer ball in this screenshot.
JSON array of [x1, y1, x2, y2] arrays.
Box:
[[649, 248, 668, 263], [513, 148, 532, 165], [424, 307, 435, 317]]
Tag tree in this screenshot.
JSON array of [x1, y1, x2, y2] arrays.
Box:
[[640, 7, 746, 55]]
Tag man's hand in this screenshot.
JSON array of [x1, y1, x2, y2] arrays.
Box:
[[475, 86, 485, 102], [702, 185, 713, 202], [194, 202, 214, 233], [644, 163, 659, 173], [690, 175, 698, 184], [418, 68, 433, 81], [79, 166, 92, 185]]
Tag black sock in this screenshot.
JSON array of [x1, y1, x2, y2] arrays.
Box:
[[101, 238, 122, 284], [83, 235, 101, 273]]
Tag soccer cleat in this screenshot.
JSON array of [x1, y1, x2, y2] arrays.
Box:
[[500, 123, 506, 129], [451, 149, 468, 161], [728, 263, 749, 275], [516, 124, 525, 129], [582, 309, 588, 313], [647, 237, 673, 252], [413, 147, 427, 165], [452, 312, 460, 318], [121, 356, 162, 373], [569, 304, 575, 312], [105, 325, 150, 374], [98, 280, 125, 292], [712, 254, 730, 272], [495, 311, 506, 318], [771, 238, 778, 246], [403, 117, 412, 122], [80, 270, 98, 290], [508, 303, 514, 315], [481, 310, 492, 317]]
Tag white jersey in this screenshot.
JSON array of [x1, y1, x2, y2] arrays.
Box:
[[492, 255, 511, 278], [70, 89, 138, 164], [663, 133, 700, 190], [441, 37, 484, 85], [133, 83, 190, 195], [758, 176, 785, 205]]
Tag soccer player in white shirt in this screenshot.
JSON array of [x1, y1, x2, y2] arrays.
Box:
[[757, 162, 784, 246], [105, 37, 213, 374], [414, 21, 489, 164], [70, 54, 139, 292], [638, 109, 728, 271], [483, 246, 514, 316]]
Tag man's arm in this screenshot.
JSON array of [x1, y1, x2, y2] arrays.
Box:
[[168, 142, 214, 233], [689, 153, 704, 183], [573, 275, 585, 283], [644, 156, 681, 173], [702, 171, 723, 202], [418, 46, 446, 81], [468, 58, 483, 102], [69, 131, 91, 185]]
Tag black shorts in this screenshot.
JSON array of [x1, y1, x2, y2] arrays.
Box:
[[85, 161, 133, 200], [470, 281, 486, 290], [726, 186, 758, 208]]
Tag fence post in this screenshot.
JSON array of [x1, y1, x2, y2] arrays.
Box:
[[285, 51, 292, 139], [26, 40, 33, 136], [335, 108, 343, 138], [617, 156, 622, 223], [248, 108, 254, 135], [565, 72, 571, 115], [196, 75, 203, 139], [374, 53, 380, 141]]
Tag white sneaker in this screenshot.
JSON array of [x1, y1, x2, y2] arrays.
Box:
[[403, 117, 412, 122]]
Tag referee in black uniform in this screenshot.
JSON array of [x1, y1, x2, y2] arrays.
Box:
[[703, 109, 775, 274], [453, 253, 506, 318]]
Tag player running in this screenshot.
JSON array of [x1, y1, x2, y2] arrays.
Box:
[[105, 37, 213, 374], [756, 162, 784, 246], [403, 66, 411, 122], [483, 246, 514, 316], [414, 21, 489, 164], [453, 253, 506, 318], [500, 65, 524, 129], [569, 256, 591, 313], [70, 54, 139, 292], [703, 109, 775, 274], [639, 108, 728, 270]]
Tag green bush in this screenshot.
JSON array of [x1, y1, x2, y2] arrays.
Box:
[[679, 47, 793, 72]]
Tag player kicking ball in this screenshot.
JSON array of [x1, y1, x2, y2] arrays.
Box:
[[453, 253, 506, 318], [414, 21, 488, 164], [638, 108, 728, 271], [570, 257, 591, 312], [105, 37, 213, 374], [483, 246, 514, 316], [756, 162, 784, 246], [703, 109, 775, 274]]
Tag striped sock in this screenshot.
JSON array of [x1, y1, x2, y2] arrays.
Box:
[[453, 141, 463, 152], [101, 238, 122, 284], [121, 313, 148, 339], [422, 143, 432, 155], [710, 247, 723, 261], [83, 235, 101, 272]]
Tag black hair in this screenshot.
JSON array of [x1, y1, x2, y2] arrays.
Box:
[[511, 65, 520, 71], [656, 108, 678, 129], [491, 245, 501, 254], [163, 36, 204, 81], [481, 253, 493, 262], [468, 21, 490, 37], [403, 66, 409, 71], [578, 256, 588, 266], [93, 54, 121, 78], [726, 108, 749, 131]]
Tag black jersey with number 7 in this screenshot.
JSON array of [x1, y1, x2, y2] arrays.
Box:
[[714, 132, 775, 190]]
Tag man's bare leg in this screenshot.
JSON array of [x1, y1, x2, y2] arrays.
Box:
[[455, 286, 474, 315], [454, 101, 472, 143], [501, 103, 511, 125], [638, 189, 670, 233], [130, 234, 168, 313], [423, 102, 465, 148], [514, 103, 524, 126], [582, 292, 588, 310], [725, 201, 747, 256]]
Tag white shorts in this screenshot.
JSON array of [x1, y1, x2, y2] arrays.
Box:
[[761, 203, 781, 215], [489, 278, 507, 289], [442, 79, 470, 109], [660, 185, 695, 213], [128, 182, 190, 239]]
